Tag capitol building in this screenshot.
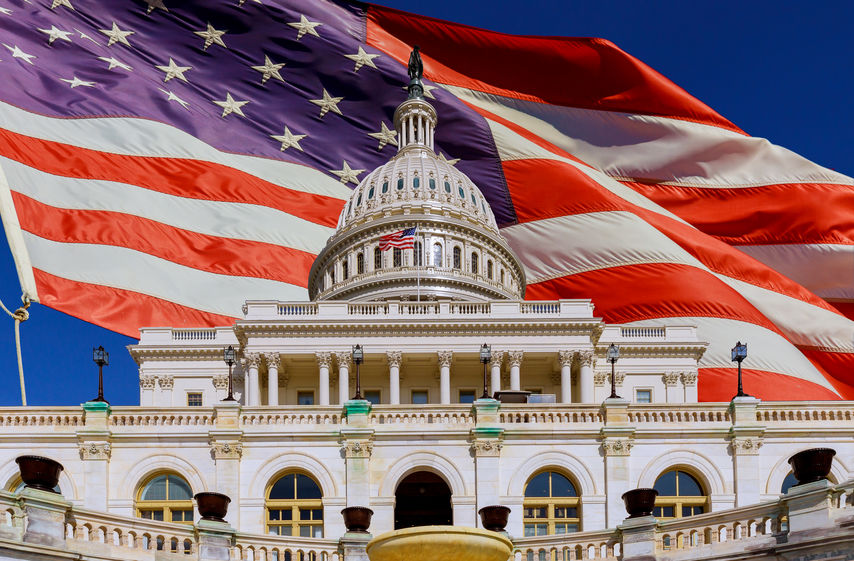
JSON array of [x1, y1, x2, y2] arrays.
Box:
[[1, 71, 852, 561]]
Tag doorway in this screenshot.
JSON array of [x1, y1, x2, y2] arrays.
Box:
[[394, 471, 453, 529]]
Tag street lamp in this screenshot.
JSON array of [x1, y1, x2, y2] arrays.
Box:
[[607, 344, 621, 399], [480, 344, 492, 399], [222, 346, 236, 402], [91, 346, 109, 404], [352, 344, 364, 400], [731, 341, 749, 398]]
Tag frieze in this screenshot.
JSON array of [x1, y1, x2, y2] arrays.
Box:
[[79, 442, 111, 460], [471, 439, 503, 457], [601, 439, 633, 456], [211, 441, 243, 460], [730, 437, 763, 455], [342, 439, 373, 459]]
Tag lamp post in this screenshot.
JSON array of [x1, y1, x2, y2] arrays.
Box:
[[352, 344, 364, 400], [222, 346, 236, 402], [607, 343, 620, 399], [91, 346, 109, 404], [480, 343, 492, 399], [731, 341, 749, 398]]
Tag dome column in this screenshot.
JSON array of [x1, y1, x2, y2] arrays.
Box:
[[387, 351, 402, 405], [316, 352, 332, 406], [508, 351, 523, 391], [438, 351, 452, 404]]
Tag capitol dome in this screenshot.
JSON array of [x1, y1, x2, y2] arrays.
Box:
[[308, 76, 526, 302]]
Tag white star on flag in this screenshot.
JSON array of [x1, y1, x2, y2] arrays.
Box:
[[212, 92, 248, 118], [50, 0, 73, 10], [75, 29, 99, 45], [309, 88, 343, 118], [158, 88, 189, 109], [368, 122, 398, 150], [251, 55, 285, 84], [437, 152, 460, 166], [238, 0, 263, 5], [3, 44, 36, 64], [271, 126, 307, 151], [61, 76, 95, 88], [39, 25, 73, 44], [97, 56, 132, 71], [330, 161, 365, 184], [144, 0, 167, 13], [194, 23, 227, 51], [344, 46, 380, 72], [288, 15, 322, 40], [156, 58, 191, 82], [0, 7, 11, 14], [99, 22, 134, 47]]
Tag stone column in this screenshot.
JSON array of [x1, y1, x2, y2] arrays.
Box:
[[490, 350, 504, 397], [245, 353, 261, 406], [139, 375, 156, 406], [730, 396, 764, 508], [438, 351, 452, 404], [265, 353, 280, 406], [210, 402, 243, 527], [507, 351, 523, 391], [558, 351, 573, 403], [601, 398, 635, 528], [78, 401, 112, 512], [316, 352, 332, 406], [335, 351, 351, 404], [577, 350, 595, 403], [662, 372, 681, 403], [387, 350, 402, 405], [682, 371, 698, 403]]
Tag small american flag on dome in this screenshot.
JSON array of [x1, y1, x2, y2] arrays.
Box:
[[379, 227, 417, 251]]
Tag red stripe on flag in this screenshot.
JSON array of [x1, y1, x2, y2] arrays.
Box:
[[827, 300, 854, 320], [366, 4, 742, 133], [33, 270, 236, 338], [697, 368, 841, 401], [0, 128, 343, 228], [798, 349, 854, 400], [13, 193, 314, 287]]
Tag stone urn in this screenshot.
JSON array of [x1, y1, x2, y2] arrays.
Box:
[[342, 507, 374, 533], [15, 455, 63, 493], [788, 448, 836, 486], [621, 488, 658, 518], [478, 505, 510, 532], [194, 492, 231, 522]]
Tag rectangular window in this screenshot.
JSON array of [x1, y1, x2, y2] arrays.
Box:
[[635, 389, 652, 403], [187, 392, 203, 407], [297, 391, 315, 405], [364, 390, 381, 404], [458, 389, 476, 404], [411, 390, 428, 404]]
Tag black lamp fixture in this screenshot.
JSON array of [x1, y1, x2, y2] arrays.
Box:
[[480, 343, 492, 399], [606, 343, 621, 399], [91, 346, 109, 404], [731, 341, 749, 398], [352, 344, 364, 400], [222, 345, 236, 402]]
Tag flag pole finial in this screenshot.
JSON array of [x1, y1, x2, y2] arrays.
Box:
[[407, 45, 424, 99]]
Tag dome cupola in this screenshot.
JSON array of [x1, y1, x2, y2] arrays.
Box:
[[307, 48, 525, 302]]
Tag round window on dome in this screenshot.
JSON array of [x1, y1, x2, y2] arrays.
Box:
[[413, 176, 420, 188], [368, 186, 375, 199], [429, 178, 436, 189], [458, 185, 465, 199], [382, 180, 389, 193], [444, 180, 451, 193]]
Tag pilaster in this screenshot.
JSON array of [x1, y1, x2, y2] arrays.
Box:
[[210, 401, 243, 526], [139, 374, 156, 406], [601, 397, 635, 528], [78, 401, 111, 511], [341, 401, 375, 509], [729, 396, 764, 507], [663, 372, 682, 403], [681, 371, 698, 403]]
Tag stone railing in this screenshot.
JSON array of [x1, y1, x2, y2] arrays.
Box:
[[513, 529, 621, 561], [138, 326, 239, 346], [233, 533, 340, 561], [0, 407, 83, 429], [499, 404, 603, 425], [370, 405, 474, 426], [626, 404, 731, 424], [756, 401, 854, 424], [110, 407, 216, 427], [241, 406, 343, 426]]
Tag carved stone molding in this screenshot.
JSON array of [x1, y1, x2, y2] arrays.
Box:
[[576, 350, 595, 368], [245, 353, 262, 369], [601, 439, 633, 456], [730, 437, 763, 455], [79, 442, 111, 460], [437, 350, 453, 368], [490, 350, 505, 366], [507, 350, 524, 367], [471, 439, 503, 457], [558, 350, 574, 368], [342, 439, 373, 459], [386, 350, 403, 368], [681, 371, 698, 387], [265, 353, 280, 372], [211, 441, 243, 460], [139, 375, 157, 390], [593, 372, 608, 387], [212, 374, 229, 391], [316, 352, 333, 369], [158, 375, 174, 390], [663, 372, 681, 387]]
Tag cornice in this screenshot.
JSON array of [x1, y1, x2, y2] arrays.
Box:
[[129, 347, 227, 362], [595, 344, 708, 360]]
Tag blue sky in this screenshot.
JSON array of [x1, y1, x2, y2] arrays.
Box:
[[0, 0, 851, 406]]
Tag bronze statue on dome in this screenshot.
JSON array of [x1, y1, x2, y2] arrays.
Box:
[[407, 45, 424, 99]]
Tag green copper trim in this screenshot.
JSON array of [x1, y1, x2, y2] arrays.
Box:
[[82, 401, 111, 413], [473, 427, 504, 438], [344, 399, 372, 416]]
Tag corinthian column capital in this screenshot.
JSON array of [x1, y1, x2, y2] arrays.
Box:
[[437, 350, 453, 368], [386, 350, 403, 368]]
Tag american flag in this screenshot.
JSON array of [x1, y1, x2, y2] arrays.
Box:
[[379, 227, 416, 251], [0, 0, 851, 401]]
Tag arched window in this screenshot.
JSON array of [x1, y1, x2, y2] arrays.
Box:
[[368, 185, 375, 199], [781, 472, 798, 493], [342, 259, 348, 281], [382, 180, 389, 194], [453, 247, 461, 270], [357, 252, 365, 275], [487, 260, 494, 280], [500, 269, 505, 284], [393, 247, 402, 267], [444, 180, 451, 193], [136, 473, 193, 523], [7, 476, 60, 494], [328, 267, 335, 285], [471, 252, 479, 275], [374, 247, 382, 270], [414, 241, 423, 266], [413, 174, 420, 189], [266, 472, 323, 537], [433, 243, 443, 267], [523, 471, 580, 536], [653, 469, 707, 520]]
